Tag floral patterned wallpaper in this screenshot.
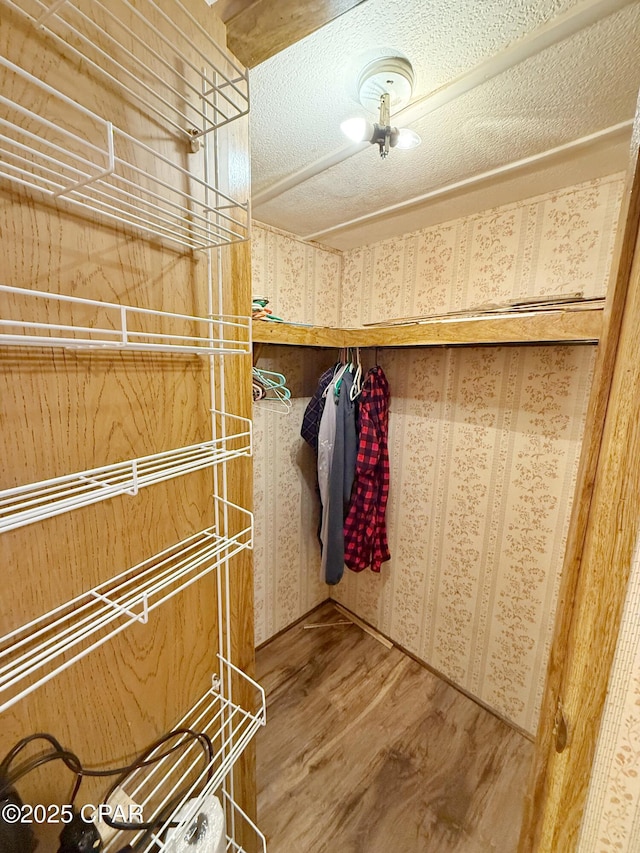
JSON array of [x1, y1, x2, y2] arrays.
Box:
[[340, 175, 622, 325], [250, 222, 342, 325], [332, 344, 595, 732], [252, 225, 341, 644], [253, 392, 328, 646], [332, 175, 623, 733], [251, 174, 624, 733]]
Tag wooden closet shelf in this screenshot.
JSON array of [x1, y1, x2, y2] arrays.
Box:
[[251, 305, 604, 348]]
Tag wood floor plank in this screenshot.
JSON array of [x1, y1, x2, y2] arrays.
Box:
[[256, 603, 533, 852]]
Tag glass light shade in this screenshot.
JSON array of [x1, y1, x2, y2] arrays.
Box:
[[395, 127, 421, 149], [340, 116, 372, 143]]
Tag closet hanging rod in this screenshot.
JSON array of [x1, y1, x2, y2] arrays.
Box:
[[0, 422, 252, 534], [100, 655, 266, 853], [0, 510, 253, 713], [3, 0, 249, 140], [0, 284, 251, 355]]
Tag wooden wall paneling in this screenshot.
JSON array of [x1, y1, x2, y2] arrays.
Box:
[[0, 217, 221, 809], [0, 1, 256, 848], [223, 0, 372, 67], [518, 94, 640, 851]]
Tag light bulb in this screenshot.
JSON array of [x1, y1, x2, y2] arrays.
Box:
[[395, 128, 421, 150], [340, 116, 373, 143]]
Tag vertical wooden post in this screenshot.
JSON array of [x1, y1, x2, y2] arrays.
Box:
[[519, 96, 640, 851]]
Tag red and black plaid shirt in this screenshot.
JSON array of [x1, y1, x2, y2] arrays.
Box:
[[343, 366, 391, 573]]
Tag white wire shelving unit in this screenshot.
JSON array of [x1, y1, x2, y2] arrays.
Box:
[[0, 284, 251, 354], [1, 0, 266, 847], [0, 55, 249, 250], [99, 656, 266, 853], [0, 506, 253, 713]]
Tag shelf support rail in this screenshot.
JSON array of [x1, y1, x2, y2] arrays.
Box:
[[77, 466, 138, 497], [90, 588, 149, 626], [0, 428, 252, 534], [52, 122, 116, 198], [0, 284, 251, 354], [0, 514, 253, 713]]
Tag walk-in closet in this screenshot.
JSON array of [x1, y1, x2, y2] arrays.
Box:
[[246, 1, 640, 850], [3, 1, 640, 852], [250, 147, 640, 852]]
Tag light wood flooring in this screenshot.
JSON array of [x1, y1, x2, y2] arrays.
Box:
[[256, 602, 533, 853]]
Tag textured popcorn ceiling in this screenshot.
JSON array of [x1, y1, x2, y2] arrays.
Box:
[[248, 0, 640, 249]]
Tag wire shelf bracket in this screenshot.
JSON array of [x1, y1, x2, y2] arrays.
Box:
[[0, 422, 252, 534], [0, 508, 254, 713]]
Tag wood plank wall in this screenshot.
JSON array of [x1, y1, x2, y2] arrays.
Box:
[[0, 1, 256, 846]]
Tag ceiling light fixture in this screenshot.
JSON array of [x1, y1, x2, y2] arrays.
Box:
[[341, 56, 421, 158]]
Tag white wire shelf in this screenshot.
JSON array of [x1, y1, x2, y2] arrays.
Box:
[[0, 58, 249, 250], [0, 285, 251, 354], [0, 422, 252, 534], [3, 0, 249, 141], [0, 507, 253, 712], [100, 656, 266, 853]]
